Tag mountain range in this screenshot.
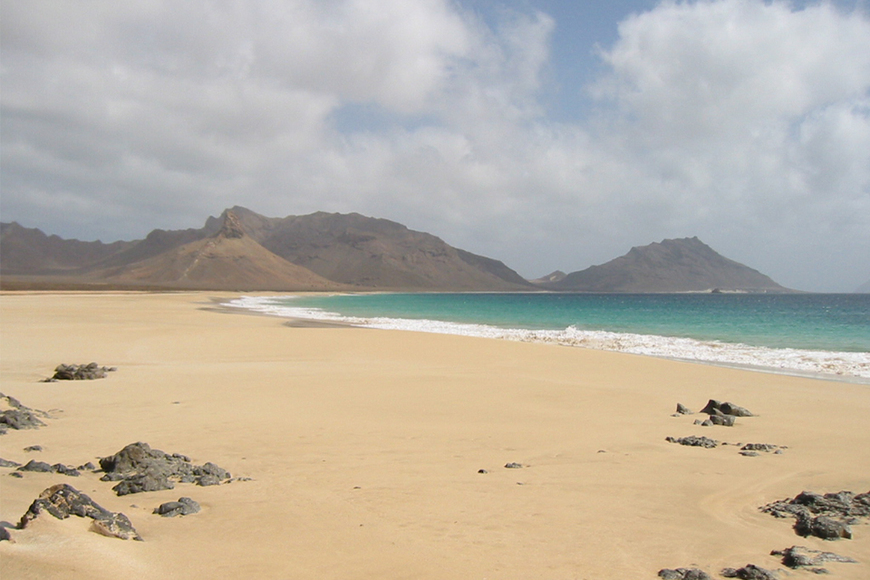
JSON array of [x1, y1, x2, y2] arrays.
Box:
[[1, 207, 791, 292]]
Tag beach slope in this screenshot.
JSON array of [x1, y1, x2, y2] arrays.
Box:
[[1, 292, 868, 579]]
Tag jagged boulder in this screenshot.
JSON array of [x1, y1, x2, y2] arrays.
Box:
[[153, 497, 201, 517], [720, 564, 778, 579], [99, 442, 232, 495], [771, 545, 857, 571], [18, 483, 141, 541], [665, 435, 719, 448], [761, 490, 869, 540], [699, 399, 753, 417], [0, 392, 49, 433], [658, 567, 712, 580], [46, 362, 116, 381]]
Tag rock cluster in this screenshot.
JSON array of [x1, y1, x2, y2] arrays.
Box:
[[684, 399, 754, 427], [0, 392, 49, 434], [153, 497, 201, 517], [760, 490, 870, 540], [665, 435, 719, 448], [99, 441, 232, 495], [720, 564, 778, 579], [770, 545, 857, 573], [658, 567, 712, 579], [16, 459, 81, 477], [43, 362, 116, 381], [18, 483, 141, 541]]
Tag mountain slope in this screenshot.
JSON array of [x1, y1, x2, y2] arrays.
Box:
[[542, 237, 788, 293], [207, 207, 532, 290], [94, 211, 337, 291], [0, 222, 133, 274]]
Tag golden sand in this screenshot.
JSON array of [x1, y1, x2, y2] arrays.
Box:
[[1, 292, 868, 579]]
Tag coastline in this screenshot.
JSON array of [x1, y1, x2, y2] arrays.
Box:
[[1, 291, 868, 579], [223, 294, 870, 383]]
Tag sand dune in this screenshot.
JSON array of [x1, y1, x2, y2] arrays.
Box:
[[1, 292, 867, 579]]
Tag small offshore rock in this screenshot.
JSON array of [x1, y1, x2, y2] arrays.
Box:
[[504, 462, 523, 469], [720, 564, 779, 579], [666, 435, 719, 448], [19, 483, 142, 541], [153, 497, 201, 517], [658, 567, 712, 580]]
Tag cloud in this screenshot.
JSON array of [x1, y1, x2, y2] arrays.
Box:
[[1, 0, 869, 291]]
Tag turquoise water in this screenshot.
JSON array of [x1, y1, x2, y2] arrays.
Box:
[[288, 293, 870, 352], [230, 293, 870, 379]]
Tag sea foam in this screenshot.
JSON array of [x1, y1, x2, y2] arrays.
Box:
[[227, 296, 870, 381]]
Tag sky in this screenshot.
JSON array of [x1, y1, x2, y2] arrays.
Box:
[[2, 0, 869, 292]]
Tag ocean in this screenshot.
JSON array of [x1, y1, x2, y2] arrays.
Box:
[[228, 293, 870, 381]]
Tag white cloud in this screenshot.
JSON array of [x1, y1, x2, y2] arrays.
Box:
[[1, 0, 869, 290]]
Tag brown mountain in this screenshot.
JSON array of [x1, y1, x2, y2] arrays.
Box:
[[0, 222, 133, 274], [538, 237, 789, 293], [91, 211, 338, 291], [1, 208, 532, 291]]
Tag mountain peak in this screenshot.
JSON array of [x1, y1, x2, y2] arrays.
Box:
[[215, 210, 245, 239]]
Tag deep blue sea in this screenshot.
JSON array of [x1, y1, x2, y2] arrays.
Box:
[[230, 293, 870, 380]]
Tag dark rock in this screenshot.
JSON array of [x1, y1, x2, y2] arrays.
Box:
[[741, 443, 779, 453], [761, 490, 870, 538], [112, 471, 174, 496], [666, 435, 719, 448], [707, 410, 736, 426], [19, 483, 141, 540], [49, 362, 115, 381], [9, 472, 23, 478], [0, 409, 46, 431], [658, 567, 712, 580], [739, 451, 759, 457], [719, 402, 753, 417], [676, 403, 692, 415], [477, 469, 488, 474], [771, 545, 858, 569], [795, 514, 852, 540], [0, 458, 22, 468], [52, 464, 81, 477], [504, 462, 523, 469], [0, 526, 11, 542], [699, 399, 753, 417], [77, 462, 96, 471], [17, 460, 53, 472], [720, 564, 778, 579], [153, 497, 200, 517], [100, 441, 232, 495], [24, 445, 43, 452]]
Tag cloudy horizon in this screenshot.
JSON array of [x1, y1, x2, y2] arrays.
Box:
[[2, 0, 869, 291]]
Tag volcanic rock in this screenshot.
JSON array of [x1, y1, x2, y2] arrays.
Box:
[[761, 490, 870, 539], [720, 564, 778, 579], [771, 545, 858, 570], [699, 399, 753, 417], [99, 441, 232, 495], [665, 436, 719, 448], [18, 483, 142, 540], [47, 362, 116, 381], [153, 497, 201, 517], [658, 567, 712, 580]]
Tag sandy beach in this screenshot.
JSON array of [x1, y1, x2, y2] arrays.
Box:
[[1, 292, 868, 579]]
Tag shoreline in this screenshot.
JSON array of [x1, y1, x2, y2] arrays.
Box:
[[221, 294, 870, 384], [2, 292, 868, 579]]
